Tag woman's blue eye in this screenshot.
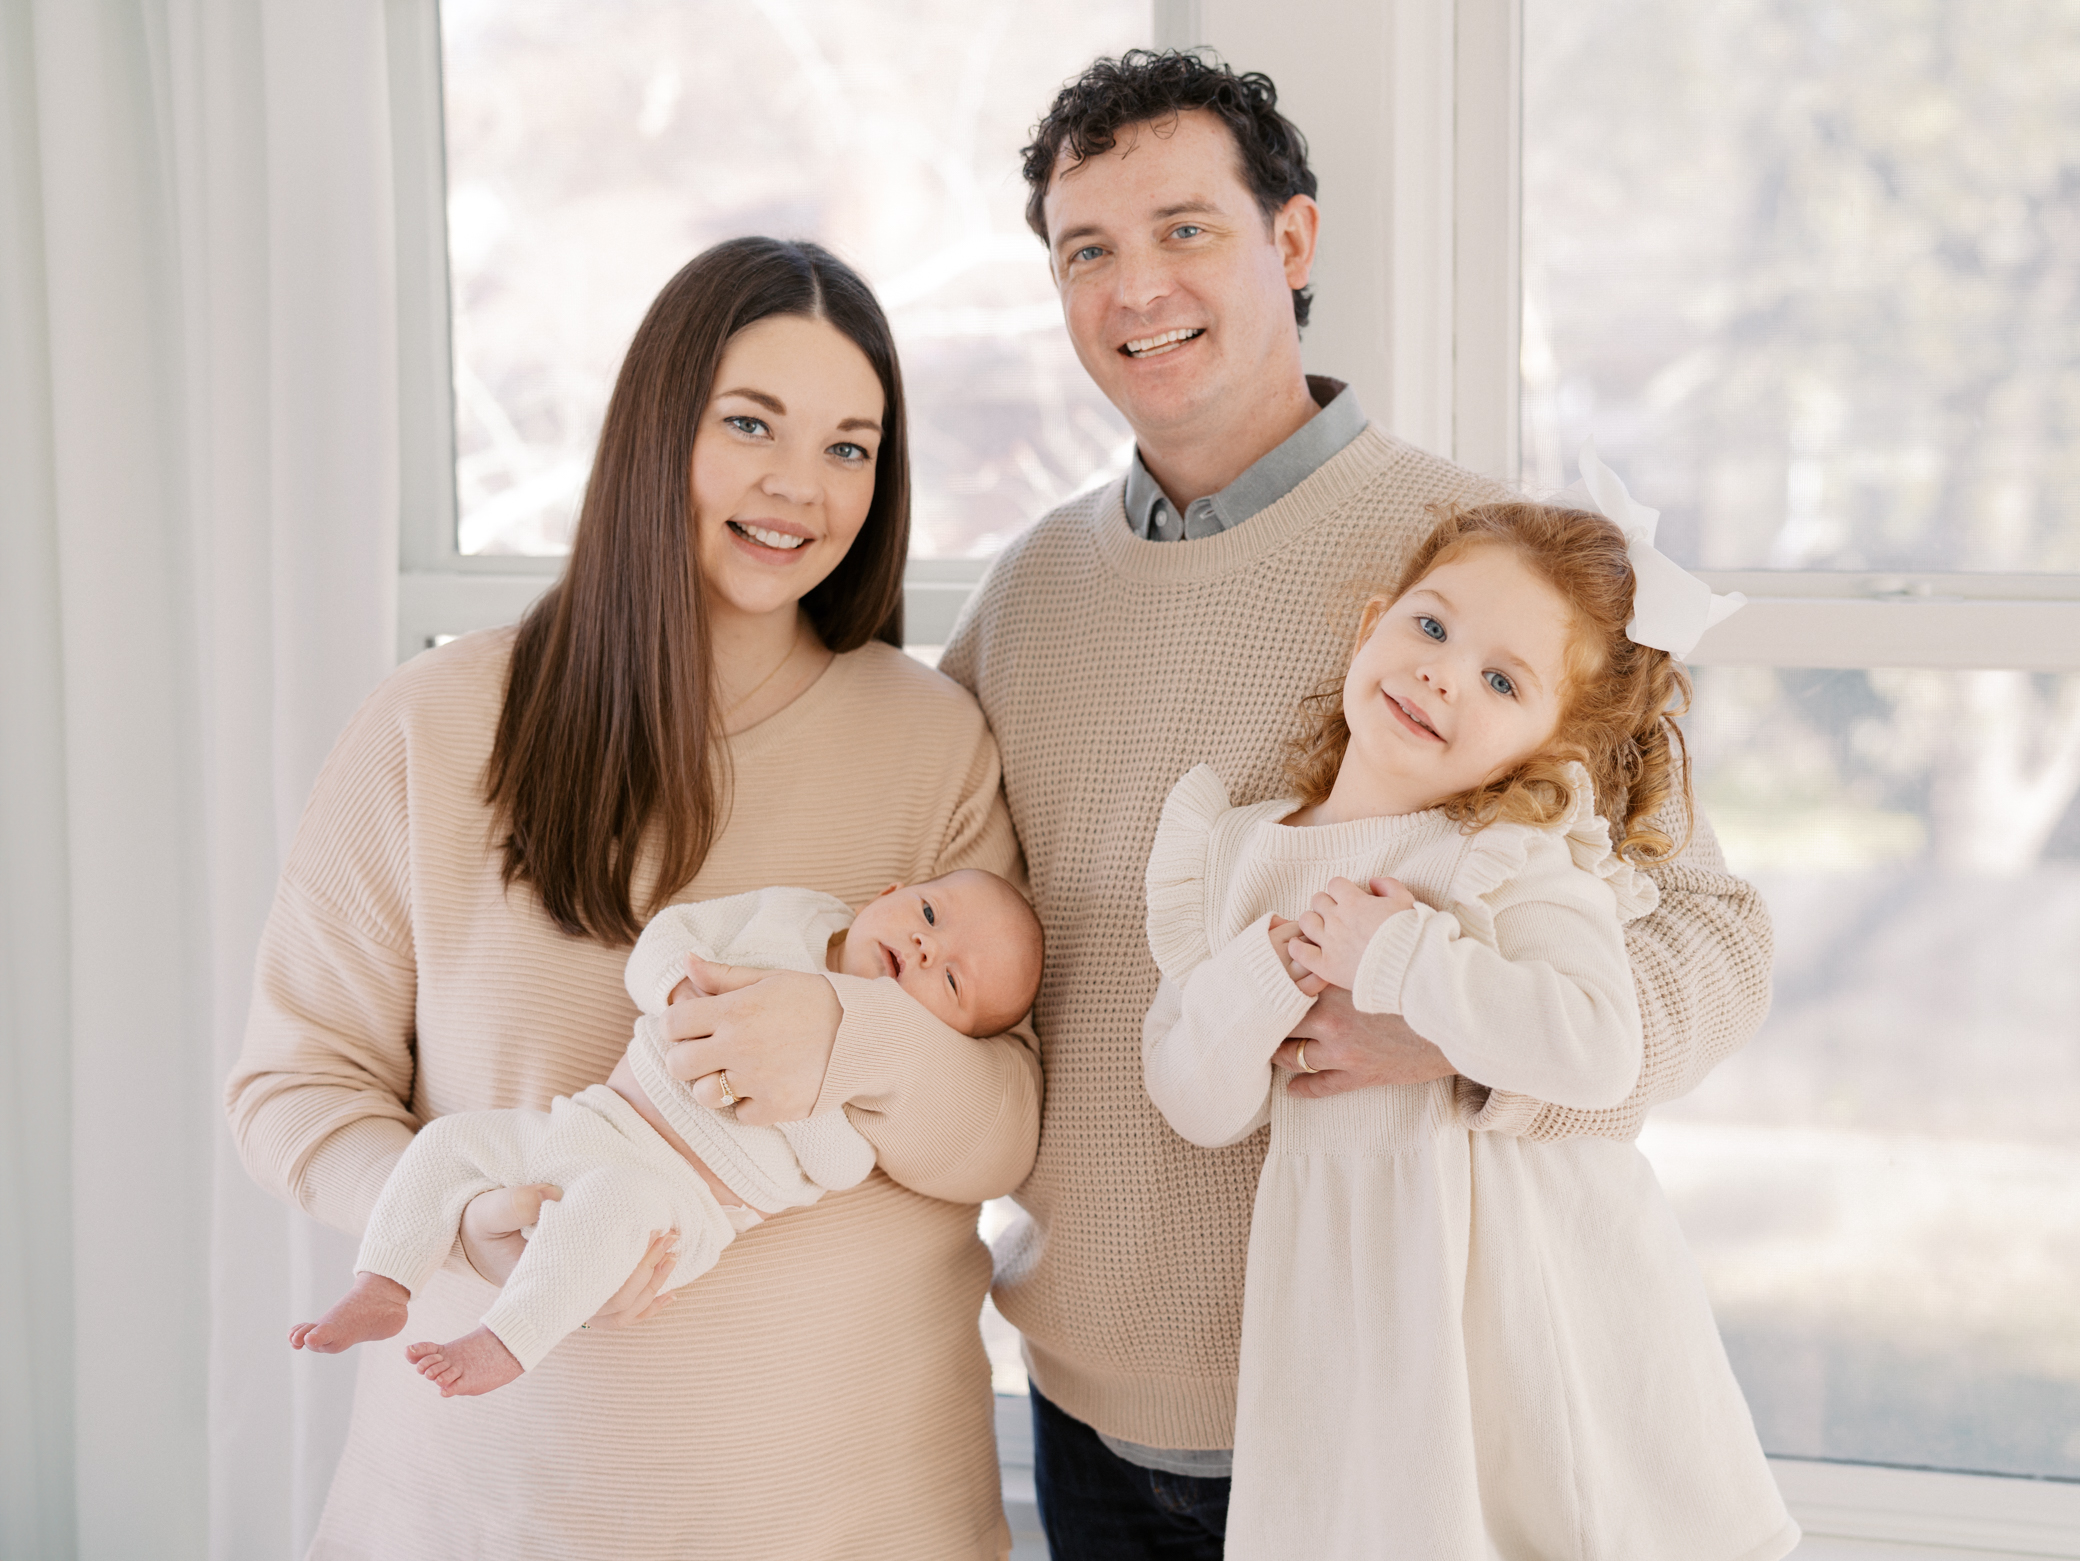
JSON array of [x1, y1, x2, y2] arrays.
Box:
[[829, 441, 869, 463], [1484, 670, 1516, 697], [724, 415, 768, 437], [922, 901, 936, 926], [1416, 615, 1445, 641]]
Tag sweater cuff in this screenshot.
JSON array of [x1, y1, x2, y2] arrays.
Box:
[[1350, 905, 1435, 1014], [814, 972, 932, 1116], [296, 1115, 414, 1237], [1232, 913, 1320, 1035]]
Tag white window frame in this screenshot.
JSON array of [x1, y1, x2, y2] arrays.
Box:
[[389, 1, 2080, 1547]]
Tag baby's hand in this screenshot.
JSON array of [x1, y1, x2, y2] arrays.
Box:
[[1266, 916, 1329, 998], [1289, 877, 1417, 990], [667, 977, 697, 1006]]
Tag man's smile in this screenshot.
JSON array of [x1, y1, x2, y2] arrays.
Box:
[[1121, 327, 1205, 358]]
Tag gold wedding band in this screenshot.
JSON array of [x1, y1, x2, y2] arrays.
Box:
[[715, 1070, 739, 1107], [1295, 1041, 1319, 1074]]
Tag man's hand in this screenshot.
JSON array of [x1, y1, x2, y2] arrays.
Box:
[[662, 955, 843, 1126], [1289, 876, 1416, 990], [1266, 915, 1329, 997], [1271, 985, 1454, 1098]]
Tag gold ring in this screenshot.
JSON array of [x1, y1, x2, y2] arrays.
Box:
[[1295, 1041, 1318, 1074], [715, 1070, 739, 1107]]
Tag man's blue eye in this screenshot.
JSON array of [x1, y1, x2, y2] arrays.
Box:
[[1485, 671, 1516, 697], [1073, 245, 1103, 263], [922, 901, 936, 925], [1417, 616, 1445, 641], [1173, 224, 1203, 239]]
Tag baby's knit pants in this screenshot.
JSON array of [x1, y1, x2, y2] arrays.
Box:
[[355, 1084, 742, 1372]]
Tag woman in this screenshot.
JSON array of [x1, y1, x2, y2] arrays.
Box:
[[227, 238, 1037, 1559]]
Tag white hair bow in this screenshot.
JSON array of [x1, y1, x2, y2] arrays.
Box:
[[1560, 443, 1745, 659]]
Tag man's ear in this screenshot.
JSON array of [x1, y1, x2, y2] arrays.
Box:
[[1273, 192, 1320, 292]]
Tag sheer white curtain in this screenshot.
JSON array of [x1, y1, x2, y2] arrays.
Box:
[[0, 3, 403, 1556]]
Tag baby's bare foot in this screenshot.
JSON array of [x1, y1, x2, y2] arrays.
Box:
[[290, 1272, 410, 1353], [405, 1327, 524, 1397]]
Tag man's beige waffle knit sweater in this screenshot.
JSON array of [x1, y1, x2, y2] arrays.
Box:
[[938, 425, 1774, 1452], [226, 631, 1035, 1560]]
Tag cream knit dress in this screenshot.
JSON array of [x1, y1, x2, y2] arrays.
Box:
[[1143, 765, 1797, 1561]]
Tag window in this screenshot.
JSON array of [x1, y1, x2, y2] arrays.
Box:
[[398, 0, 1147, 660], [1523, 0, 2080, 1536]]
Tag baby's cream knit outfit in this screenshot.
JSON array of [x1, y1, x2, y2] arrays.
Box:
[[1144, 765, 1796, 1561], [354, 887, 877, 1372]]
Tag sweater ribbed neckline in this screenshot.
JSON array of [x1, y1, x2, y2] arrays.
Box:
[[1242, 799, 1458, 863], [1088, 424, 1414, 585]]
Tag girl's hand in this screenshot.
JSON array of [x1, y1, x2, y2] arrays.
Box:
[[1266, 916, 1329, 997], [458, 1187, 679, 1327], [1290, 876, 1417, 990], [662, 956, 843, 1126]]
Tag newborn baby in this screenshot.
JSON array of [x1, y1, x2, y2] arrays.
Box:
[[290, 868, 1043, 1395]]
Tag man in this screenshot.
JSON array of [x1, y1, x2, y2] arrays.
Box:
[[938, 50, 1771, 1556]]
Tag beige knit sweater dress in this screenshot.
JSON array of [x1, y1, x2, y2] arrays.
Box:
[[226, 630, 1037, 1560], [1143, 765, 1796, 1561]]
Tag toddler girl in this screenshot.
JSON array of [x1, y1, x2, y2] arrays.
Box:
[[1142, 456, 1797, 1560], [291, 867, 1042, 1396]]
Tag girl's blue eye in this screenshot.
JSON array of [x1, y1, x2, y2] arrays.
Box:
[[1484, 670, 1516, 697], [1416, 615, 1445, 641], [921, 901, 936, 926]]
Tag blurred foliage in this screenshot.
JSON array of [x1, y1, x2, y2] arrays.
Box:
[[1525, 0, 2080, 574]]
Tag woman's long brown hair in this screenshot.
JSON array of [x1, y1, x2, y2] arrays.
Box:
[[485, 237, 910, 944], [1285, 501, 1695, 862]]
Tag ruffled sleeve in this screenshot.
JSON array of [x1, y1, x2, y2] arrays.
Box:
[[1449, 763, 1659, 937], [1144, 764, 1234, 983]]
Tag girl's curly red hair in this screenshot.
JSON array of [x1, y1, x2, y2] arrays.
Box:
[[1285, 501, 1694, 862]]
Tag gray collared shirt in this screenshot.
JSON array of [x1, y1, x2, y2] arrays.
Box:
[[1123, 375, 1366, 543]]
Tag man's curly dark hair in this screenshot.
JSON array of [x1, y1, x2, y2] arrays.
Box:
[[1021, 49, 1318, 328]]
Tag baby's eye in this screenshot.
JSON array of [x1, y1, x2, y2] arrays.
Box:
[[946, 972, 958, 994], [1484, 670, 1516, 698], [1417, 615, 1446, 641], [921, 900, 936, 926]]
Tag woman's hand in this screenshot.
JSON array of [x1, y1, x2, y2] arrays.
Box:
[[662, 955, 843, 1127], [458, 1185, 679, 1327], [1266, 916, 1329, 997], [1289, 876, 1416, 990]]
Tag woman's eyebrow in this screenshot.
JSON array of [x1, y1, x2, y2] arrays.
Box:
[[836, 416, 882, 434], [715, 387, 783, 413]]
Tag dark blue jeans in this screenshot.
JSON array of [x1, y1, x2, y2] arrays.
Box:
[[1030, 1385, 1229, 1559]]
